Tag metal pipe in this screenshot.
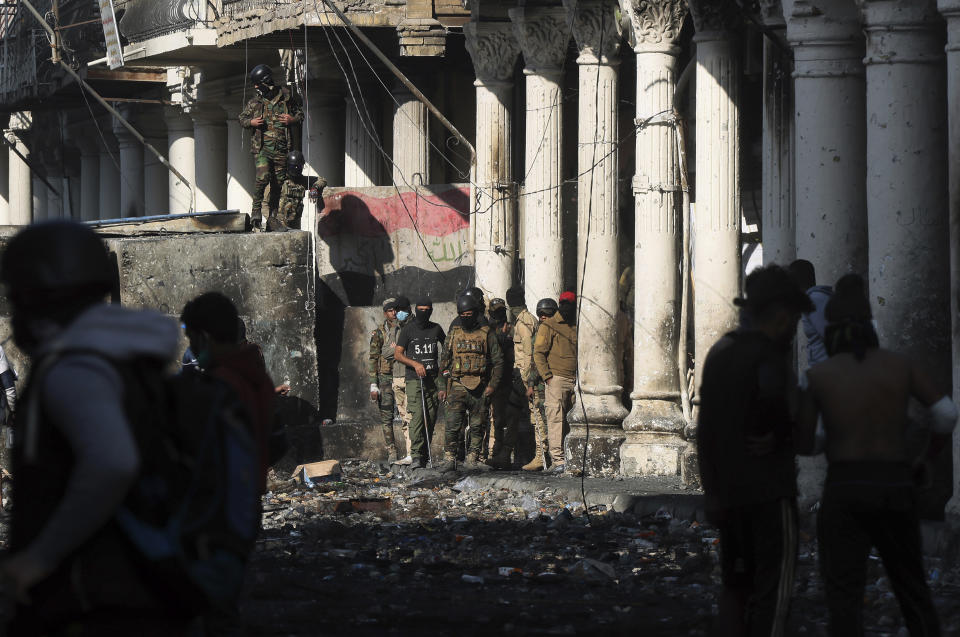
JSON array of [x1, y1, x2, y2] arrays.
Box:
[[314, 0, 476, 169], [20, 0, 195, 212], [84, 209, 240, 227], [674, 111, 692, 427]]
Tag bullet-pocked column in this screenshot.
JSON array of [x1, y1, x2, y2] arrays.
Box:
[[344, 96, 380, 187], [465, 21, 519, 299], [5, 116, 31, 225], [225, 104, 255, 216], [144, 135, 168, 216], [510, 6, 570, 309], [114, 109, 144, 218], [786, 1, 867, 282], [556, 0, 628, 475], [689, 2, 741, 409], [392, 84, 430, 186], [0, 129, 8, 223], [860, 0, 951, 512], [940, 0, 960, 520], [761, 2, 795, 265], [619, 0, 688, 477], [191, 106, 227, 212], [165, 108, 195, 214]]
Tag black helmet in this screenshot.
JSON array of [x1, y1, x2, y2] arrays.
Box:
[[535, 298, 558, 318], [457, 294, 481, 314], [250, 64, 273, 86], [286, 150, 305, 173], [1, 221, 113, 309]]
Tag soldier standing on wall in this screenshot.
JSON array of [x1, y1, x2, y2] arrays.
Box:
[[522, 298, 556, 471], [437, 294, 504, 472], [239, 64, 304, 232]]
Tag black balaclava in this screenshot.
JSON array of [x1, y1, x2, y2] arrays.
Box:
[[489, 308, 507, 327], [558, 300, 576, 324], [460, 310, 478, 330], [415, 296, 433, 326]]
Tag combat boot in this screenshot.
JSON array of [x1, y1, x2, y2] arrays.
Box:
[[485, 450, 512, 470], [465, 451, 493, 471], [265, 214, 288, 232], [522, 452, 544, 472], [436, 452, 457, 473]]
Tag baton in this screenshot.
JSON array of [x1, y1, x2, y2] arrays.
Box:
[[420, 376, 433, 469]]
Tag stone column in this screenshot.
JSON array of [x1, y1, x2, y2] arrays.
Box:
[[46, 155, 63, 220], [786, 0, 867, 283], [555, 0, 628, 475], [0, 130, 8, 223], [619, 0, 688, 477], [6, 115, 32, 225], [165, 108, 195, 214], [510, 6, 570, 310], [344, 96, 380, 187], [761, 3, 795, 265], [224, 104, 254, 215], [392, 84, 430, 186], [465, 21, 519, 299], [114, 110, 144, 218], [302, 91, 345, 187], [191, 106, 227, 212], [97, 126, 121, 220], [689, 2, 742, 407], [144, 136, 168, 216], [79, 135, 100, 221]]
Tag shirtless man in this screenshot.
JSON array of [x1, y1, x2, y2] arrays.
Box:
[[797, 274, 956, 637]]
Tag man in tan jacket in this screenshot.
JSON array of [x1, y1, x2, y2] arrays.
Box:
[[533, 291, 578, 473]]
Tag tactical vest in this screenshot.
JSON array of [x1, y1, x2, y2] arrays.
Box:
[[376, 322, 394, 376], [280, 180, 305, 221], [451, 325, 490, 390]]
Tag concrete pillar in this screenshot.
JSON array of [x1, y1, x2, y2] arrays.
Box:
[[224, 104, 254, 216], [941, 0, 960, 520], [689, 2, 742, 409], [619, 0, 688, 477], [46, 159, 63, 220], [344, 96, 380, 187], [31, 174, 47, 222], [510, 6, 570, 310], [97, 127, 121, 220], [761, 4, 795, 265], [6, 118, 31, 225], [556, 0, 628, 476], [465, 21, 519, 299], [0, 131, 8, 223], [302, 91, 345, 187], [79, 138, 100, 221], [114, 110, 145, 218], [191, 106, 227, 212], [392, 84, 430, 186], [144, 136, 168, 216], [785, 0, 867, 283], [165, 108, 195, 214]]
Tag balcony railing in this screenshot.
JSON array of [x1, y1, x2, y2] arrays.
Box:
[[117, 0, 207, 43]]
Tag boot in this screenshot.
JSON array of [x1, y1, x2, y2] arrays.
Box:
[[465, 451, 492, 471], [522, 452, 544, 472], [485, 449, 512, 470], [436, 452, 457, 473], [265, 214, 288, 232]]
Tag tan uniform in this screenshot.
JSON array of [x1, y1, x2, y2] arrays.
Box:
[[533, 313, 577, 466], [513, 309, 546, 463]]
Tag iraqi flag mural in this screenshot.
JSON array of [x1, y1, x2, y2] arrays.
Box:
[[316, 184, 473, 306]]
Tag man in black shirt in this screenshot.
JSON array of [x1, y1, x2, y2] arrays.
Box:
[[395, 297, 445, 468], [698, 264, 812, 637]]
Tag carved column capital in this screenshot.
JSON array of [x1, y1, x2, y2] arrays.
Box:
[[857, 0, 944, 66], [508, 6, 571, 75], [564, 0, 623, 63], [689, 0, 740, 35], [464, 21, 520, 85], [620, 0, 687, 51]]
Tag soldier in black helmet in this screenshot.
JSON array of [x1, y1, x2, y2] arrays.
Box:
[[522, 298, 557, 471], [239, 64, 304, 231], [275, 150, 327, 231], [437, 294, 504, 472]]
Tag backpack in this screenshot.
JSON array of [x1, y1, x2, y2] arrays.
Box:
[[22, 352, 261, 617]]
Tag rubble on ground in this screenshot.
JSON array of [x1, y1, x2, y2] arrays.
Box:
[[243, 460, 960, 636]]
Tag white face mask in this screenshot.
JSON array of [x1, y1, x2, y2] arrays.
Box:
[[396, 310, 409, 322]]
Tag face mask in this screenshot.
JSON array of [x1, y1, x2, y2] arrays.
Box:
[[396, 310, 409, 322], [490, 309, 506, 326], [416, 309, 432, 325], [460, 313, 478, 329], [255, 81, 276, 98]]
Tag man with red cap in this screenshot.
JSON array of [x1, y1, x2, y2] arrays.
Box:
[[533, 291, 578, 473]]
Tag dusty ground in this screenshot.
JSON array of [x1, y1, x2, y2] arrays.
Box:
[[243, 461, 960, 636]]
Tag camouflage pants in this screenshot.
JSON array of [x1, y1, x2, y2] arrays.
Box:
[[252, 150, 287, 221], [376, 374, 399, 455], [405, 376, 438, 463], [529, 383, 547, 460], [444, 381, 489, 458]]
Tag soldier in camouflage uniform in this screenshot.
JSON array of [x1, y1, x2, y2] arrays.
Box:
[[485, 298, 520, 469], [368, 297, 413, 463], [437, 295, 504, 472], [239, 64, 304, 231], [522, 297, 557, 471]]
